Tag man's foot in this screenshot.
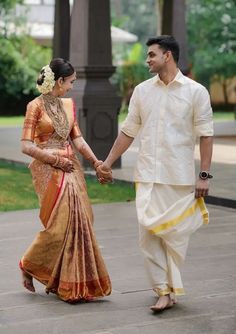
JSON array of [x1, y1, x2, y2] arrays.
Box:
[[172, 297, 177, 304], [150, 294, 174, 312], [21, 271, 35, 293]]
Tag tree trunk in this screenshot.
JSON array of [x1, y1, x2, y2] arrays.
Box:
[[113, 0, 122, 17], [161, 0, 173, 34], [155, 0, 163, 35], [161, 0, 188, 74], [222, 79, 229, 105]]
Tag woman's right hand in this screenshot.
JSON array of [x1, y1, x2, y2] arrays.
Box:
[[55, 157, 74, 173]]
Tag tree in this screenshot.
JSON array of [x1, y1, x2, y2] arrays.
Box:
[[155, 0, 163, 35], [187, 0, 236, 104], [0, 0, 22, 12], [110, 0, 157, 43], [0, 0, 51, 115]]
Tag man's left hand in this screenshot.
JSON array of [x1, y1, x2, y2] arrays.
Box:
[[195, 179, 209, 198]]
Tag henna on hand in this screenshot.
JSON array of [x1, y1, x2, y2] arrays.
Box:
[[96, 164, 113, 184], [54, 156, 74, 173]]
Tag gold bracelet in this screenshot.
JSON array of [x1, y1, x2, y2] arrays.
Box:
[[93, 160, 102, 170], [52, 155, 59, 167]]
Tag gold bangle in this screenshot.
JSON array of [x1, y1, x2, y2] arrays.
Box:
[[93, 160, 102, 170], [52, 155, 59, 167]]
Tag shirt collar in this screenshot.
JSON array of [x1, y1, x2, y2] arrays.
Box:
[[154, 69, 186, 85]]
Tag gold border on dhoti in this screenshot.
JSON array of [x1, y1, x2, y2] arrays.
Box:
[[150, 197, 209, 235], [154, 287, 185, 296]]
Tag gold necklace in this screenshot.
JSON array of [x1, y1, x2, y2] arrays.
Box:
[[41, 94, 70, 140]]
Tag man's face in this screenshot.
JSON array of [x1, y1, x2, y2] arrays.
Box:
[[146, 44, 168, 74]]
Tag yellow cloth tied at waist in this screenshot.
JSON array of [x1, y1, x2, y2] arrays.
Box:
[[139, 192, 209, 236]]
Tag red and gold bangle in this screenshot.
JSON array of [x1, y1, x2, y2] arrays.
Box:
[[93, 160, 102, 170], [52, 155, 60, 167]]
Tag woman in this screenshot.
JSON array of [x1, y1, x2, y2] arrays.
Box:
[[20, 58, 112, 303]]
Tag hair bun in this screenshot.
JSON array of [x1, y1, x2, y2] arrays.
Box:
[[36, 65, 55, 94], [36, 71, 45, 86]]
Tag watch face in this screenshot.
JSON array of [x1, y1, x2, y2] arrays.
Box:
[[201, 172, 208, 178]]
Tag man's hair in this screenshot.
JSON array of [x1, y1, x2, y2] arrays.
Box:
[[146, 35, 179, 64]]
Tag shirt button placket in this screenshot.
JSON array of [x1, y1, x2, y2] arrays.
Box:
[[156, 85, 168, 181]]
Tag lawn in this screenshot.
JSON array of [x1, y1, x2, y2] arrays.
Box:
[[212, 111, 235, 122], [0, 116, 24, 127], [0, 161, 135, 211], [0, 111, 235, 128], [118, 111, 235, 122]]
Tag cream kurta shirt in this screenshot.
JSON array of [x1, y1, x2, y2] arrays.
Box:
[[121, 70, 214, 185]]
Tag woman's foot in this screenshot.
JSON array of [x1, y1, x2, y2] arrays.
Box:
[[21, 271, 35, 293], [84, 296, 94, 302], [150, 294, 174, 312]]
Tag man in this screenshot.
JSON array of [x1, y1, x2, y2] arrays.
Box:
[[97, 35, 213, 312]]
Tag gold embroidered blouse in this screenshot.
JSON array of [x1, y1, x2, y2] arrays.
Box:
[[21, 97, 82, 145]]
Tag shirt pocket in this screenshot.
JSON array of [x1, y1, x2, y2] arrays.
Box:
[[167, 96, 193, 130]]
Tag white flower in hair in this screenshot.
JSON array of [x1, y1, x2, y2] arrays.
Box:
[[36, 65, 56, 95]]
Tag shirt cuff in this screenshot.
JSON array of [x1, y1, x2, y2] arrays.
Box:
[[194, 121, 214, 137], [121, 120, 141, 138]]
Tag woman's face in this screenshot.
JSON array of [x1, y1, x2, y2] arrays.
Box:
[[58, 72, 77, 96]]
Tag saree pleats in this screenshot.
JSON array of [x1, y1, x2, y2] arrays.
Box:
[[21, 158, 111, 302]]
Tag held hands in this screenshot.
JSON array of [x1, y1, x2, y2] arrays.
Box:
[[195, 179, 209, 198], [94, 160, 113, 184]]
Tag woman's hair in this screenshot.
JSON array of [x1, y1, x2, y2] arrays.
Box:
[[37, 58, 75, 86]]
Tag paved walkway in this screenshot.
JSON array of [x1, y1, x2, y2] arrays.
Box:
[[0, 123, 236, 333], [1, 203, 236, 334]]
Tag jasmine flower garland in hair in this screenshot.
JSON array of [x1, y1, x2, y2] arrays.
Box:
[[36, 65, 55, 95]]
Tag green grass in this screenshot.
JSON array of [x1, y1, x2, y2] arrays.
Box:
[[119, 110, 235, 123], [0, 161, 135, 212], [0, 111, 234, 128], [0, 116, 24, 127], [86, 176, 135, 204], [0, 162, 38, 211], [212, 111, 235, 122]]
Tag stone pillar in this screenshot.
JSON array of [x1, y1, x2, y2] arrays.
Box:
[[53, 0, 70, 60], [161, 0, 188, 74], [69, 0, 121, 168]]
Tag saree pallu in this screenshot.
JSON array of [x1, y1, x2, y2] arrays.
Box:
[[20, 148, 111, 302], [136, 183, 209, 296]]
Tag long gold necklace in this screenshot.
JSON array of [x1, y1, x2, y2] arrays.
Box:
[[41, 94, 70, 140]]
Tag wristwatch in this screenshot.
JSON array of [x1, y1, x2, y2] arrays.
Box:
[[199, 171, 213, 180]]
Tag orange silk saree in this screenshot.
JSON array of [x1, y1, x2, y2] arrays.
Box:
[[20, 96, 111, 302]]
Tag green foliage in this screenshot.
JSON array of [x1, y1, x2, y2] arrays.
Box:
[[111, 42, 151, 110], [0, 0, 51, 115], [110, 0, 157, 43], [0, 0, 23, 13], [0, 36, 51, 98], [0, 36, 51, 114], [115, 63, 150, 106], [187, 0, 236, 89], [127, 43, 144, 63]]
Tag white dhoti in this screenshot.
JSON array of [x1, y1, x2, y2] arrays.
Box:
[[136, 183, 209, 296]]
